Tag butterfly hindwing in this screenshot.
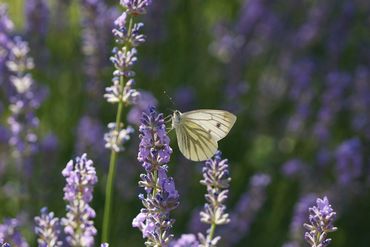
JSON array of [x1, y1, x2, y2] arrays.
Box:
[[175, 122, 218, 161], [181, 110, 237, 141]]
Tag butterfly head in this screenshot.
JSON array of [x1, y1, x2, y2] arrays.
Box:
[[172, 110, 182, 128]]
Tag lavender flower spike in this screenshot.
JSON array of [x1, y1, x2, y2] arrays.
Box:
[[304, 197, 337, 247], [133, 108, 179, 246], [198, 151, 231, 247], [6, 36, 45, 164], [0, 218, 28, 247], [61, 154, 98, 247], [34, 207, 62, 247]]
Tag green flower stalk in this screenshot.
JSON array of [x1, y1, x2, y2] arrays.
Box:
[[101, 0, 152, 243]]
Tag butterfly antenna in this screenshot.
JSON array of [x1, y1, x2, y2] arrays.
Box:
[[163, 90, 177, 110]]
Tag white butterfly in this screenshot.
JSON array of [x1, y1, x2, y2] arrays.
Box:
[[171, 109, 237, 161]]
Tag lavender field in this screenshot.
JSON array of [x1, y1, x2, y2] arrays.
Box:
[[0, 0, 369, 246]]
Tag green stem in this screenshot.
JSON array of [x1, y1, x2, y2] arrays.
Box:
[[208, 223, 217, 243], [102, 76, 125, 242], [101, 15, 134, 243]]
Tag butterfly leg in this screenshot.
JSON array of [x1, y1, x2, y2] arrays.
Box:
[[164, 114, 172, 122]]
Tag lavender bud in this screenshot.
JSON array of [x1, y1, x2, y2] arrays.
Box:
[[104, 123, 134, 152]]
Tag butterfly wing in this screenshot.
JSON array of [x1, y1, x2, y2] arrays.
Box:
[[175, 121, 218, 161], [181, 109, 237, 141]]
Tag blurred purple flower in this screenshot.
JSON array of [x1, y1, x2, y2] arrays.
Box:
[[170, 234, 199, 247], [61, 154, 98, 247], [76, 116, 105, 157], [304, 197, 337, 247], [286, 60, 314, 136], [24, 0, 50, 66], [80, 0, 117, 102], [335, 138, 362, 186], [127, 91, 157, 125], [313, 71, 350, 142], [209, 24, 244, 63], [25, 0, 49, 37], [34, 207, 62, 247], [173, 86, 196, 112], [351, 66, 370, 139], [281, 159, 306, 178], [221, 173, 270, 245], [0, 218, 28, 247], [5, 36, 45, 169], [284, 194, 316, 246], [293, 3, 328, 49], [40, 133, 58, 153], [0, 4, 14, 84], [133, 108, 179, 246]]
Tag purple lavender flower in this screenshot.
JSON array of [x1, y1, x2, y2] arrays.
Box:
[[351, 66, 370, 139], [335, 138, 362, 186], [197, 151, 231, 246], [0, 4, 14, 84], [304, 197, 337, 247], [24, 0, 50, 66], [286, 60, 315, 136], [5, 36, 45, 167], [34, 207, 62, 247], [313, 71, 350, 142], [137, 108, 172, 171], [221, 173, 270, 245], [80, 0, 116, 101], [25, 0, 49, 37], [133, 108, 179, 246], [0, 218, 28, 247], [61, 154, 98, 247]]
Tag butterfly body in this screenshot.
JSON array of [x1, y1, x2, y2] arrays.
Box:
[[171, 109, 236, 161]]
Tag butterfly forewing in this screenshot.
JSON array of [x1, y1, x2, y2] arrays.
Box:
[[181, 110, 237, 141]]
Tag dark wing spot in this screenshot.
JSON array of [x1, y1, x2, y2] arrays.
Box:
[[216, 123, 221, 128]]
